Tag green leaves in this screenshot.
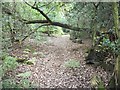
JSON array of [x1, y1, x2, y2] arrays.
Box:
[[16, 71, 32, 87], [3, 56, 18, 72], [1, 54, 32, 88], [17, 71, 31, 78], [91, 75, 105, 90], [97, 37, 120, 55], [102, 38, 111, 46], [2, 79, 17, 88], [2, 71, 32, 88], [64, 59, 80, 68]]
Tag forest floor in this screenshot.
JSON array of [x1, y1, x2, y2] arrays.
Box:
[[10, 34, 112, 88]]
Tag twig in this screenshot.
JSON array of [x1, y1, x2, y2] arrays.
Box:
[[46, 6, 55, 15]]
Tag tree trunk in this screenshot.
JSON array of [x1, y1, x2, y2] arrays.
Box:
[[92, 9, 97, 46], [108, 2, 120, 90], [92, 2, 100, 46]]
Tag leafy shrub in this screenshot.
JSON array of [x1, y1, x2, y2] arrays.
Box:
[[105, 38, 120, 54], [53, 27, 64, 35], [2, 79, 17, 88], [33, 31, 47, 44], [2, 56, 18, 72], [96, 37, 120, 56], [16, 71, 32, 88], [2, 72, 32, 88], [1, 55, 32, 88], [1, 55, 18, 88], [64, 59, 80, 68]]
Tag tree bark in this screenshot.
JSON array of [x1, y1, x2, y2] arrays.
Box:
[[108, 2, 120, 89]]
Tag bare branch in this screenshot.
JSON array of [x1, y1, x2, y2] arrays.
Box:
[[24, 0, 52, 23], [33, 1, 37, 7], [21, 24, 50, 41], [25, 20, 90, 32], [46, 6, 55, 15]]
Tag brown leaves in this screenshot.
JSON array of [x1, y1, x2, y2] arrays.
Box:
[[10, 35, 111, 88]]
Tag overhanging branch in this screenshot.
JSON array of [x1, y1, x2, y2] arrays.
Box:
[[23, 1, 90, 32], [25, 20, 90, 32]]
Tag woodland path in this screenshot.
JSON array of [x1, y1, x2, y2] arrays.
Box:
[[11, 35, 111, 88]]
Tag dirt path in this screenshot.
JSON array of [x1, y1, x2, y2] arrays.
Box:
[[11, 35, 111, 88]]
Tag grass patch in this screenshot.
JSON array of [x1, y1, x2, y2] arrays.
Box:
[[64, 59, 80, 68]]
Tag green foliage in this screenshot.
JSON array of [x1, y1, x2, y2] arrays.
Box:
[[2, 2, 118, 89], [53, 27, 64, 35], [2, 79, 17, 88], [39, 27, 64, 36], [97, 37, 120, 55], [32, 31, 47, 43], [19, 78, 31, 88], [2, 56, 18, 72], [1, 55, 17, 88], [102, 38, 111, 46], [16, 72, 32, 88], [65, 3, 94, 40], [2, 72, 32, 88], [64, 59, 80, 68], [1, 54, 33, 88], [0, 65, 3, 77], [91, 75, 105, 90], [17, 71, 31, 78], [1, 52, 9, 60]]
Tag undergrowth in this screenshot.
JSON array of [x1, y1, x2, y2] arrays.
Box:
[[1, 53, 34, 89]]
